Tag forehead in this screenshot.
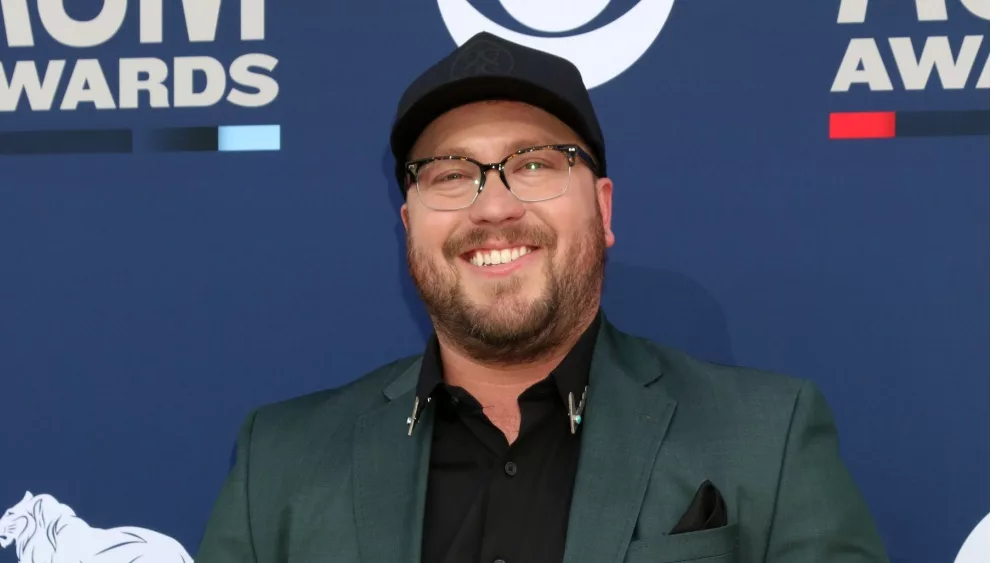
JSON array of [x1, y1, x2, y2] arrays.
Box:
[[410, 101, 584, 159]]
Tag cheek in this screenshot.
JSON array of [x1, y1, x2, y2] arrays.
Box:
[[542, 205, 594, 247], [409, 215, 457, 253], [549, 185, 599, 226]]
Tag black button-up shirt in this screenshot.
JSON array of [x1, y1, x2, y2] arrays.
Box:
[[416, 314, 601, 563]]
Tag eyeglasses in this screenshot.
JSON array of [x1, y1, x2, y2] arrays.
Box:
[[404, 144, 599, 211]]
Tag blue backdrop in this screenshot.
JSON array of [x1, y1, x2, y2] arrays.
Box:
[[0, 1, 989, 562]]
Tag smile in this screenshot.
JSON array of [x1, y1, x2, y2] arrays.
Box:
[[465, 246, 535, 267]]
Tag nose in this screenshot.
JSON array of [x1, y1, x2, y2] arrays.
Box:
[[468, 169, 525, 224]]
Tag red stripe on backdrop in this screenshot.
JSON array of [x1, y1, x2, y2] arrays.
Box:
[[829, 112, 896, 139]]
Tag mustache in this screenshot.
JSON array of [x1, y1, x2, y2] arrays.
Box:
[[443, 224, 556, 258]]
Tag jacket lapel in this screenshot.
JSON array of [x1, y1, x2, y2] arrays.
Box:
[[562, 320, 677, 563], [353, 358, 433, 563]]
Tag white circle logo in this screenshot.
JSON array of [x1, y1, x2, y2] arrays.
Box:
[[954, 513, 989, 563], [437, 0, 676, 89], [497, 0, 610, 33]]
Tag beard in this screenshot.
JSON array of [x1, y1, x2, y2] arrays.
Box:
[[406, 213, 607, 365]]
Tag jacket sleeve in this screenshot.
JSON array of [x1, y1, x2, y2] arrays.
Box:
[[196, 410, 260, 563], [764, 381, 890, 562]]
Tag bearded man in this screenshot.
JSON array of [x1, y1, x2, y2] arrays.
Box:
[[197, 32, 889, 563]]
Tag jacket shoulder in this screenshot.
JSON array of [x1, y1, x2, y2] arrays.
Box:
[[630, 333, 814, 422], [247, 354, 422, 437], [627, 333, 829, 463], [621, 328, 805, 389]]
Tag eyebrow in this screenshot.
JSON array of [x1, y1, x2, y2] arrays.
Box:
[[431, 138, 563, 161]]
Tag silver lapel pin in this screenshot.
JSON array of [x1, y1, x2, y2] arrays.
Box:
[[406, 396, 420, 436], [568, 385, 588, 435]]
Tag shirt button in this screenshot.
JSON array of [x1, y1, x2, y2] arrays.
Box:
[[504, 461, 517, 476]]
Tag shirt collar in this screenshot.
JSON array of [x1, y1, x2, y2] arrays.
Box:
[[415, 312, 602, 411]]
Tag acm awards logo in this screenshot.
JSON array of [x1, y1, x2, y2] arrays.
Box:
[[832, 0, 988, 93], [437, 0, 675, 89], [828, 0, 989, 139], [0, 0, 277, 112], [0, 0, 280, 154]]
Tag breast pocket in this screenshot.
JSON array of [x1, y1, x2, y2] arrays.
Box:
[[623, 522, 738, 563]]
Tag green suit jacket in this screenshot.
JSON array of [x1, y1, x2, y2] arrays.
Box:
[[196, 315, 889, 563]]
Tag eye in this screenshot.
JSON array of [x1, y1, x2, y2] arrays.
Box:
[[437, 171, 469, 182]]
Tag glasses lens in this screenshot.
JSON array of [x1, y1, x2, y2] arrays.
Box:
[[505, 148, 571, 201], [415, 158, 481, 209]]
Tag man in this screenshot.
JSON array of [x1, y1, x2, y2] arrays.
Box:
[[196, 32, 889, 563]]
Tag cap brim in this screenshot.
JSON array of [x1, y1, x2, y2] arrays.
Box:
[[390, 75, 602, 186]]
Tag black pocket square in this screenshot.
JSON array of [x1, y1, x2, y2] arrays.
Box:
[[669, 479, 728, 534]]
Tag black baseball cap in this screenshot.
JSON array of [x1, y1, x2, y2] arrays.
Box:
[[389, 32, 606, 193]]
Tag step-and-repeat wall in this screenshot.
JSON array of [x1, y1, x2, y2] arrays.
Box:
[[0, 1, 988, 562]]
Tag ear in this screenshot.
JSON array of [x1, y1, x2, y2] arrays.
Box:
[[400, 203, 410, 233], [23, 491, 32, 501], [595, 177, 615, 248]]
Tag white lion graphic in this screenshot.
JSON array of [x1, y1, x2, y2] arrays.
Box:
[[0, 491, 193, 563]]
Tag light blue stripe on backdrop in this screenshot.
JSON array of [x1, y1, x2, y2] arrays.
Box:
[[218, 125, 281, 151]]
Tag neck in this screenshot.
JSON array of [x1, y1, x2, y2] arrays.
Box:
[[437, 345, 564, 403]]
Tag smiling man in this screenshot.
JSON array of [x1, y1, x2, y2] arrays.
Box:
[[400, 101, 611, 449], [196, 32, 890, 563]]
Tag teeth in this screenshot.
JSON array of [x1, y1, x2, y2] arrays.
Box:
[[469, 246, 533, 267]]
